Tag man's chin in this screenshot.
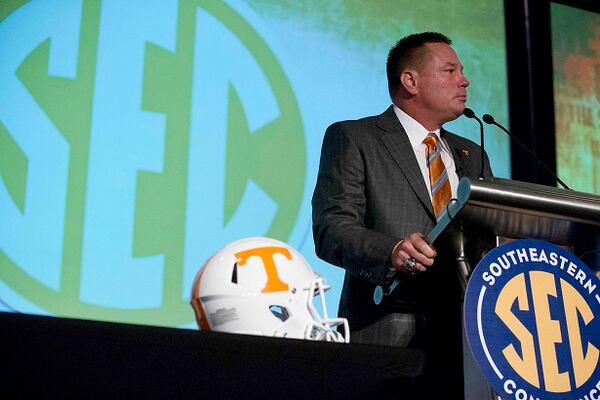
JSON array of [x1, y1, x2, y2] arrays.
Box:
[[437, 107, 466, 126], [446, 108, 464, 122]]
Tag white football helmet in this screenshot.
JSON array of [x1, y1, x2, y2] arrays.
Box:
[[190, 237, 349, 343]]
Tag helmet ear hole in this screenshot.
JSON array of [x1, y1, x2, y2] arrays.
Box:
[[269, 305, 290, 322], [231, 262, 238, 284]]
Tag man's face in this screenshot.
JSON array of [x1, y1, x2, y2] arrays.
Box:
[[414, 42, 469, 125]]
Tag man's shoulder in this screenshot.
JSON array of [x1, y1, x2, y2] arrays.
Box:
[[323, 116, 385, 147], [328, 114, 380, 130], [325, 106, 395, 137]]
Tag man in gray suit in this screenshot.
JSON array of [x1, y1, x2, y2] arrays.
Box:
[[312, 32, 493, 397]]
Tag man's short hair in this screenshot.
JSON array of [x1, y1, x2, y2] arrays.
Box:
[[386, 32, 452, 97]]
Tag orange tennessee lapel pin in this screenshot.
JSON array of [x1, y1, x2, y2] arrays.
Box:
[[462, 149, 470, 156]]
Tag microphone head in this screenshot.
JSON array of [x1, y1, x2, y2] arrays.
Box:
[[463, 107, 475, 118], [482, 114, 495, 124]]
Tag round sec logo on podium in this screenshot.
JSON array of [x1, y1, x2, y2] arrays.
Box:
[[464, 239, 600, 400]]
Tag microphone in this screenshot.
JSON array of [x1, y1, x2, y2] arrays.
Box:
[[482, 113, 571, 190], [462, 107, 476, 118], [462, 108, 486, 180]]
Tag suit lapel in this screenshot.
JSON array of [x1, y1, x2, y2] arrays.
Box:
[[376, 106, 435, 218], [442, 130, 472, 179]]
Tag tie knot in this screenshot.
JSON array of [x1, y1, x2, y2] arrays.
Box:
[[423, 133, 438, 152], [423, 133, 439, 149]]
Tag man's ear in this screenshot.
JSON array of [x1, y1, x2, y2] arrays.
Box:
[[400, 70, 418, 95]]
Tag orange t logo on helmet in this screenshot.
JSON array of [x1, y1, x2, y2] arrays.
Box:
[[235, 246, 292, 293]]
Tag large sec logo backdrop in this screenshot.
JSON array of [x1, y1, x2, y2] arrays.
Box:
[[0, 0, 511, 327], [464, 239, 600, 400]]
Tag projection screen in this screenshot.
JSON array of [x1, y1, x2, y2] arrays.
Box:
[[0, 0, 509, 327]]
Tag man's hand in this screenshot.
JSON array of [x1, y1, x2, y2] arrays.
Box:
[[391, 232, 436, 274]]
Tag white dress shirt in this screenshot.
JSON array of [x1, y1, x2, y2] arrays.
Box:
[[392, 105, 459, 200]]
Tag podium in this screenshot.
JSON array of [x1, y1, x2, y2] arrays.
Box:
[[428, 177, 600, 400]]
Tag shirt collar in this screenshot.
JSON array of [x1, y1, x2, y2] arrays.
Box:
[[392, 104, 446, 151]]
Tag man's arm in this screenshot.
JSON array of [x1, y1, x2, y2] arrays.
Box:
[[311, 122, 435, 284]]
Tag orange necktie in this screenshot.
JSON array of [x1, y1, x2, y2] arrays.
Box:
[[423, 133, 451, 217]]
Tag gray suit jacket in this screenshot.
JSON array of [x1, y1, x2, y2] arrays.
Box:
[[312, 106, 493, 333]]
